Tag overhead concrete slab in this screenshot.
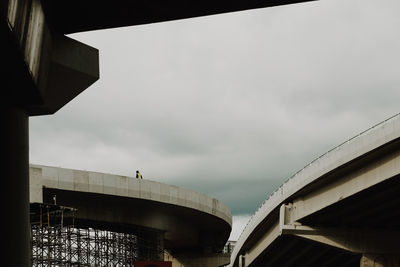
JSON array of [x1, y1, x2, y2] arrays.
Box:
[[41, 0, 317, 34], [2, 0, 99, 116]]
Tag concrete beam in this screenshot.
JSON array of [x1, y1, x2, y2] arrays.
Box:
[[294, 228, 400, 255], [28, 34, 99, 115], [280, 204, 400, 255], [2, 0, 99, 115], [360, 254, 400, 267], [291, 150, 400, 223], [243, 222, 280, 266]]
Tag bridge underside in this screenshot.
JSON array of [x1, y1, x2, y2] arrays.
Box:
[[249, 174, 400, 267], [41, 0, 316, 34], [42, 187, 230, 254], [300, 174, 400, 231], [252, 236, 360, 267]]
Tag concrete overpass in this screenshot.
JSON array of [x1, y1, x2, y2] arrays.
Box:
[[230, 114, 400, 267], [30, 164, 232, 266], [3, 0, 315, 264]]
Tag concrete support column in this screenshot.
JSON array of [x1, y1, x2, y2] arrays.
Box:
[[3, 107, 30, 266], [239, 255, 246, 267], [360, 254, 400, 267]]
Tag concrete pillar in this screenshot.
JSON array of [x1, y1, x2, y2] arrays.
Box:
[[361, 254, 400, 267], [3, 107, 30, 266], [239, 255, 246, 267]]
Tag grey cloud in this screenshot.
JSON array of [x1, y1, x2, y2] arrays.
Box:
[[30, 0, 400, 217]]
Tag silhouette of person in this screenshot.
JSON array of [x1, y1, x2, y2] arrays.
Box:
[[136, 170, 143, 179]]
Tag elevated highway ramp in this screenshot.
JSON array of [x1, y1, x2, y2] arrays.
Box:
[[30, 164, 232, 266], [230, 114, 400, 267]]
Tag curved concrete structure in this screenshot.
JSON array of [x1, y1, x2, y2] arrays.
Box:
[[29, 165, 231, 260], [3, 0, 316, 264], [230, 114, 400, 267]]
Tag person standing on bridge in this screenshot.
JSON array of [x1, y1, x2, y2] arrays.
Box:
[[136, 170, 143, 179]]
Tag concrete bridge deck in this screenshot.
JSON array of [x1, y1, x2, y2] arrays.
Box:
[[30, 165, 232, 265], [230, 114, 400, 267]]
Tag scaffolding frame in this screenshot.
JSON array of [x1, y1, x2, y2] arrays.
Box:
[[30, 203, 164, 266]]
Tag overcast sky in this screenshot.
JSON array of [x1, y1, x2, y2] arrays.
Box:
[[30, 0, 400, 240]]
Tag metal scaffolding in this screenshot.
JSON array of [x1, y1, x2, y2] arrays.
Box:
[[30, 203, 164, 266]]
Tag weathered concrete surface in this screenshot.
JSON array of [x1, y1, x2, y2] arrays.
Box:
[[230, 114, 400, 267], [2, 0, 99, 115], [30, 164, 232, 255], [360, 254, 400, 267], [30, 164, 231, 226]]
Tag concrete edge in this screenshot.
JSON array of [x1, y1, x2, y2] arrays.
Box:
[[29, 164, 232, 228]]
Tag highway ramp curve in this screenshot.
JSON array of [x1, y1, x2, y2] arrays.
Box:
[[29, 164, 232, 256], [230, 113, 400, 267]]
